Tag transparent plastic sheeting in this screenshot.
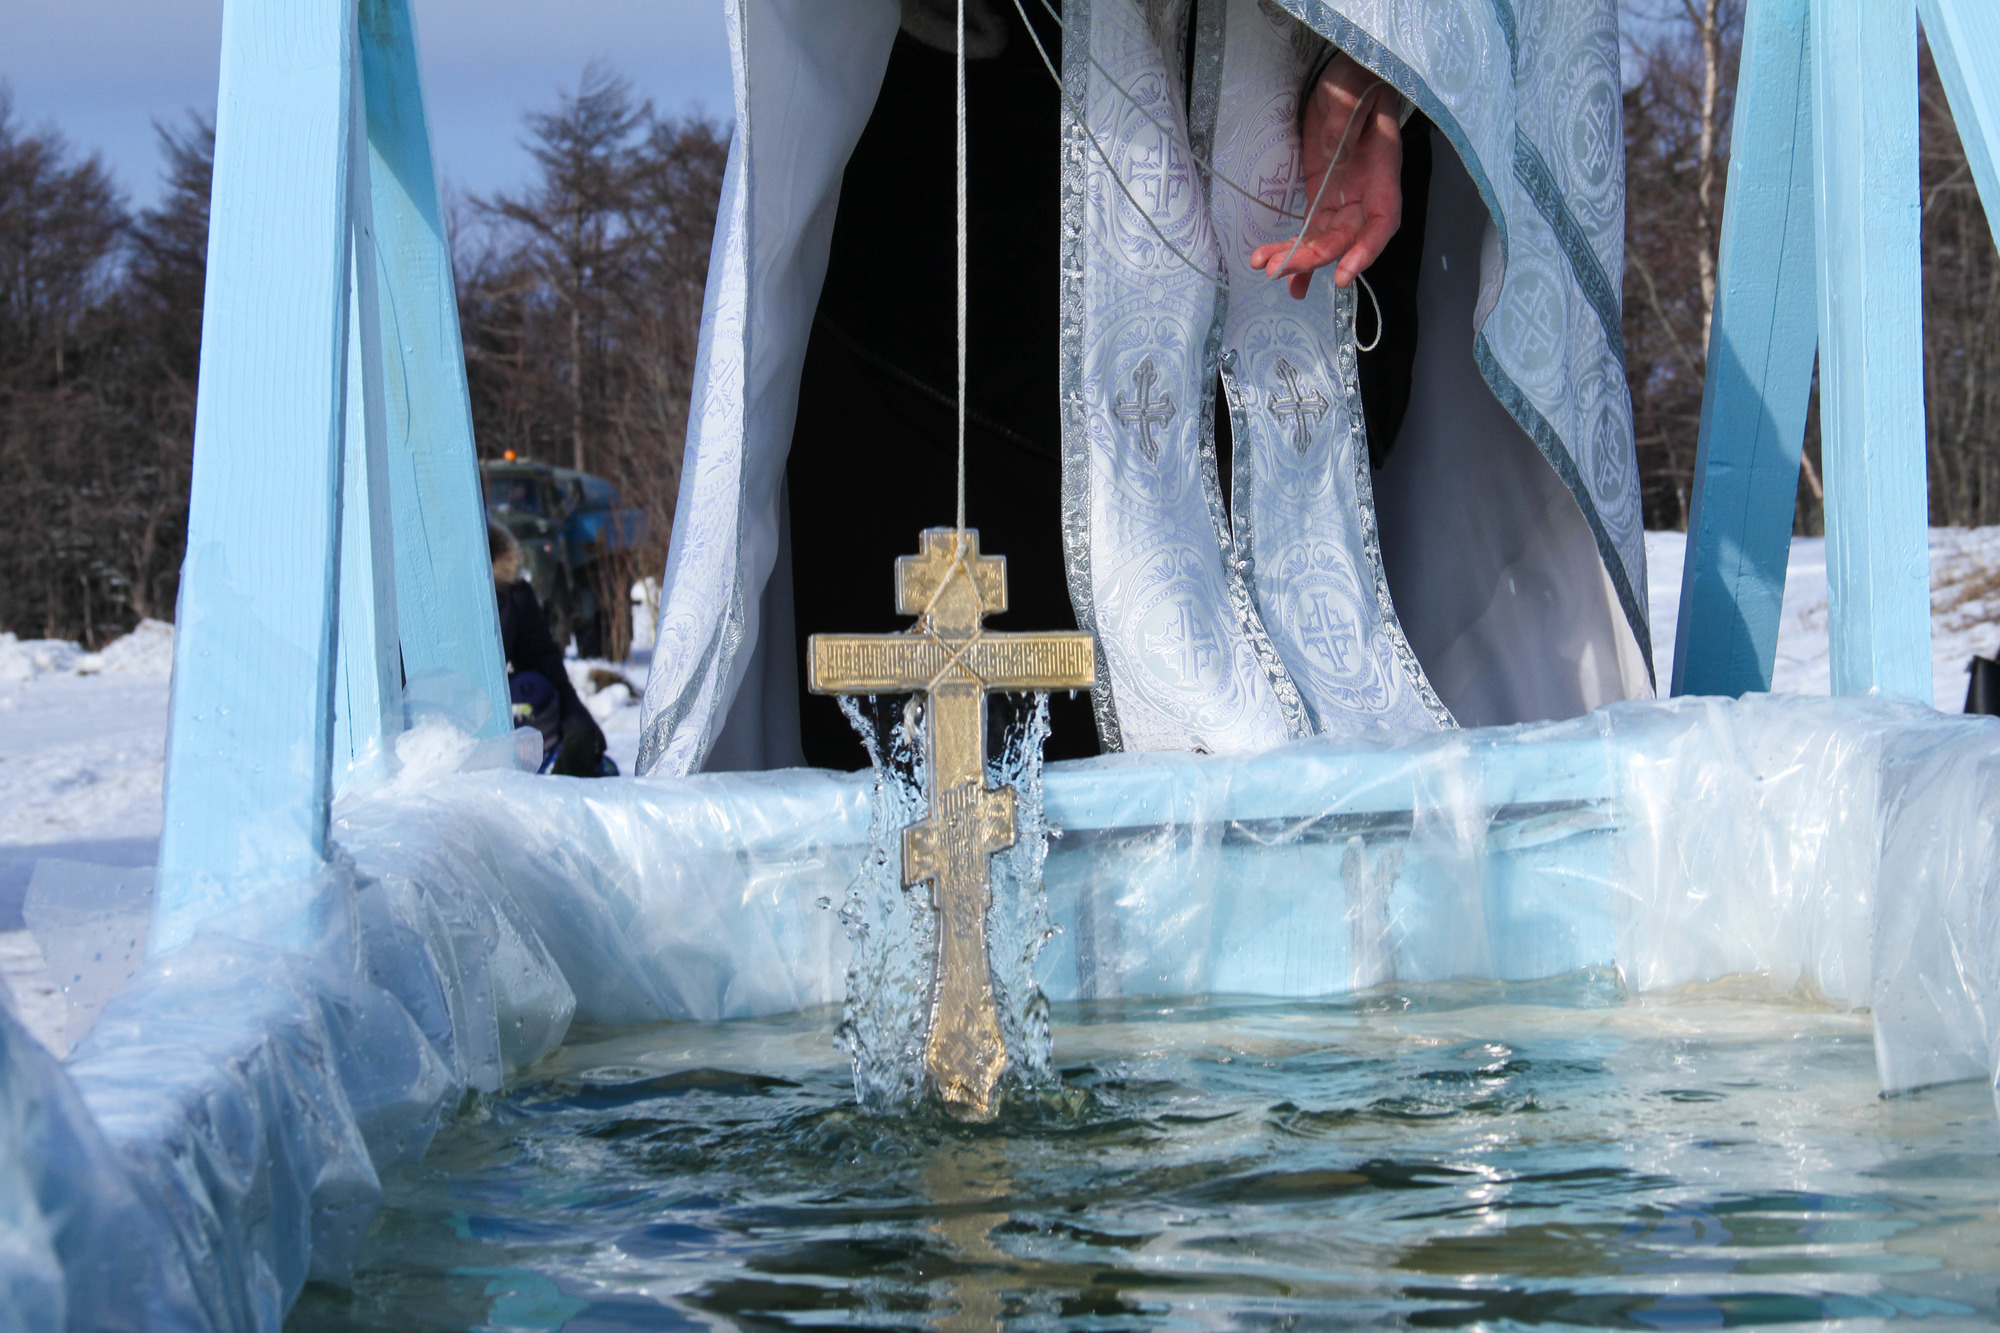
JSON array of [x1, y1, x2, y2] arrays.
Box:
[[5, 694, 2000, 1328]]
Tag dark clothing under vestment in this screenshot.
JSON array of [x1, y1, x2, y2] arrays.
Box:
[[785, 7, 1429, 770]]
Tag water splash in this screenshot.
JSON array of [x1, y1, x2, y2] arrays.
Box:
[[834, 694, 933, 1113], [834, 692, 1059, 1114], [983, 692, 1058, 1093]]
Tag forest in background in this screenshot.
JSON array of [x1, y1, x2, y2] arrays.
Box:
[[1622, 0, 2000, 534], [3, 6, 1998, 645]]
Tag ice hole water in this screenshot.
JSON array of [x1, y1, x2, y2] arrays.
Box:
[[47, 695, 2000, 1328], [287, 987, 2000, 1330]]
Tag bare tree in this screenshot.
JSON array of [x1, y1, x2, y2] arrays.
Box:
[[1919, 46, 2000, 528], [1621, 0, 1742, 530], [116, 116, 212, 622], [1689, 0, 1725, 347], [0, 91, 138, 643], [476, 65, 648, 476], [458, 79, 728, 659]]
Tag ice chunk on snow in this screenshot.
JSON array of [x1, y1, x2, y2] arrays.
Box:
[[22, 860, 152, 1051], [73, 620, 174, 677], [0, 634, 82, 683], [0, 931, 63, 1056]]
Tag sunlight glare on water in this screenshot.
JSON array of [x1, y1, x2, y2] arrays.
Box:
[[288, 979, 2000, 1330]]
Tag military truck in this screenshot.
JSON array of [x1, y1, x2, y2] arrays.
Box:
[[482, 456, 646, 659]]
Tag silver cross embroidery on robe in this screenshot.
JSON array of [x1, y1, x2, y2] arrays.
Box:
[[1267, 357, 1331, 453], [1113, 356, 1179, 463]]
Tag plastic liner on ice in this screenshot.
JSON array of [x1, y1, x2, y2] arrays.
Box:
[[14, 693, 2000, 1329]]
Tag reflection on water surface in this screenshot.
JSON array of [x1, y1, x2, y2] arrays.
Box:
[[289, 980, 2000, 1330]]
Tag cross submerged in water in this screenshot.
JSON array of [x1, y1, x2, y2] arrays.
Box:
[[809, 529, 1095, 1120]]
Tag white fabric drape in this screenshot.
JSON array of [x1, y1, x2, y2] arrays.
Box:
[[637, 0, 1651, 776]]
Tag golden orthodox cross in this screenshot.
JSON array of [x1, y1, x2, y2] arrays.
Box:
[[809, 528, 1095, 1120]]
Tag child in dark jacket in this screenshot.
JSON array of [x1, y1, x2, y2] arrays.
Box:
[[490, 521, 612, 776]]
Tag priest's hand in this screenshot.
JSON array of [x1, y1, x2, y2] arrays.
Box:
[[1249, 52, 1402, 299]]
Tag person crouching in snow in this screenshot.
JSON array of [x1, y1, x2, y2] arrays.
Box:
[[490, 520, 613, 776]]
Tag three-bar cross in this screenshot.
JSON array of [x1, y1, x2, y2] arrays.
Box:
[[809, 529, 1095, 1120]]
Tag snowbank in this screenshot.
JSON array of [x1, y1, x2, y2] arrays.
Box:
[[0, 621, 174, 685], [74, 620, 175, 677], [0, 636, 81, 683]]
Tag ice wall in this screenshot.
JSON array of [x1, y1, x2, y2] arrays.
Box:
[[6, 693, 2000, 1328], [1035, 692, 1998, 1100], [0, 986, 155, 1330], [1032, 694, 1895, 1011], [0, 762, 875, 1329]]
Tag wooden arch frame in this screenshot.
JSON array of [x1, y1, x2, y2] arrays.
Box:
[[1674, 0, 2000, 703], [154, 0, 509, 952]]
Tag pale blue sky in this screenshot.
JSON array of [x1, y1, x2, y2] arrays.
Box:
[[4, 0, 735, 208]]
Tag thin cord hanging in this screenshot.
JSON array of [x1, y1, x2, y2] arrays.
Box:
[[1355, 272, 1382, 352], [1026, 0, 1307, 223], [1006, 0, 1384, 313], [955, 0, 970, 536], [1007, 0, 1220, 286]]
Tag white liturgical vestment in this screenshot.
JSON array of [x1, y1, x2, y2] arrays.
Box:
[[637, 0, 1651, 776]]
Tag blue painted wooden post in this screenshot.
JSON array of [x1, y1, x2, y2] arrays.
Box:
[[1673, 0, 1819, 698], [335, 85, 404, 791], [359, 0, 511, 736], [156, 0, 358, 953], [1918, 0, 2000, 244], [1811, 0, 1930, 704]]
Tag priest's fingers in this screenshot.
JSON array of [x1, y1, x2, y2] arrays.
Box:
[[1249, 203, 1363, 271], [1249, 212, 1364, 283], [1331, 209, 1401, 288]]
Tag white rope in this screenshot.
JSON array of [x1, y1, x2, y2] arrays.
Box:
[[955, 0, 969, 536], [1354, 272, 1383, 352], [1026, 0, 1307, 223], [1006, 0, 1387, 320]]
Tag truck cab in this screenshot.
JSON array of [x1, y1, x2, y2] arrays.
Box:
[[482, 457, 645, 659]]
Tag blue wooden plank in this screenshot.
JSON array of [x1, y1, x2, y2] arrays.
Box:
[[156, 0, 358, 953], [1673, 0, 1819, 698], [1917, 0, 2000, 247], [359, 0, 511, 736], [335, 123, 404, 792], [1810, 0, 1931, 704]]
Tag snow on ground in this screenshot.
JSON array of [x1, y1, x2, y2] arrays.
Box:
[[0, 624, 174, 1053], [1644, 528, 2000, 707], [0, 621, 649, 1049], [566, 651, 647, 777], [0, 623, 650, 936], [0, 627, 173, 931]]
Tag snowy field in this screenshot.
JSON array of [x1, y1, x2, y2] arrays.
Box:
[[0, 627, 648, 1052], [1643, 527, 2000, 705], [5, 529, 2000, 1053]]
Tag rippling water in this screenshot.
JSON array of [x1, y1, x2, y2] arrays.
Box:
[[289, 977, 2000, 1330]]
